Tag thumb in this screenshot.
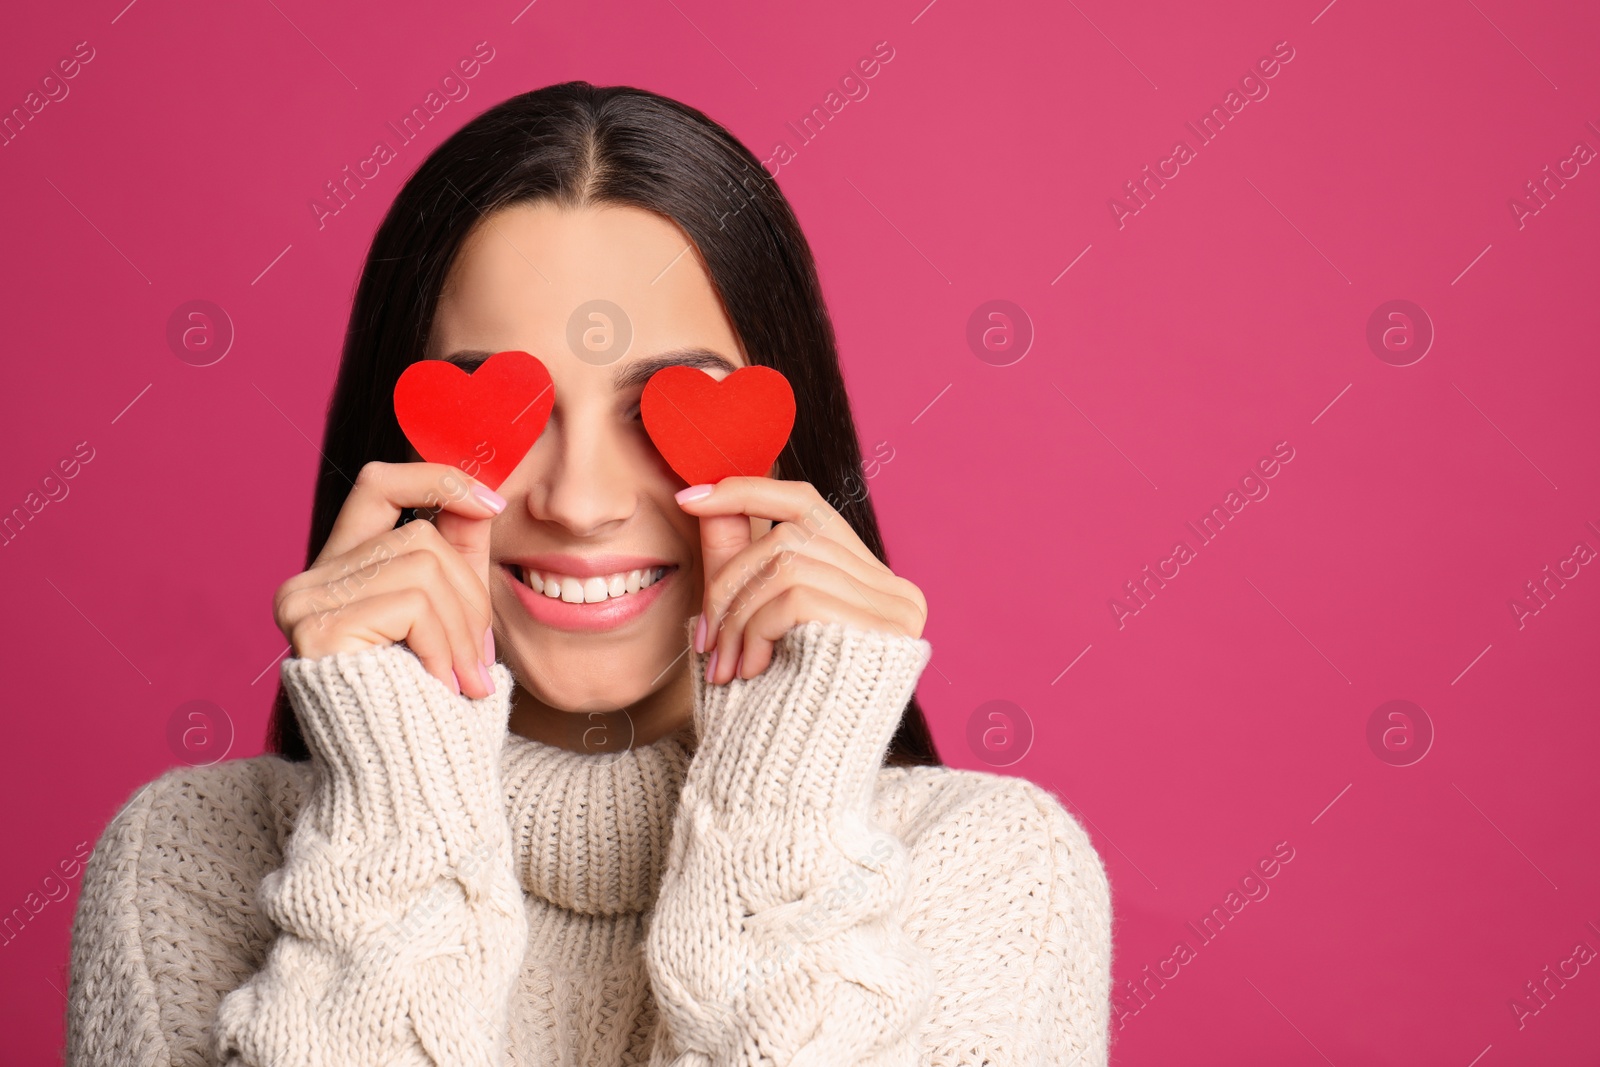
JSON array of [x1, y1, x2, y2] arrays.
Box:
[[432, 506, 494, 604], [699, 512, 753, 606]]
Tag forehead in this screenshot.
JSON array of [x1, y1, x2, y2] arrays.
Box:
[[429, 200, 744, 377]]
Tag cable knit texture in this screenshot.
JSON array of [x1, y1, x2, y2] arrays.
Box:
[[66, 621, 1112, 1066]]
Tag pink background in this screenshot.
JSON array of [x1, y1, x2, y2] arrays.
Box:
[[3, 0, 1597, 1062]]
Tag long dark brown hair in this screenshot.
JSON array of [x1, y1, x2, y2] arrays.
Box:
[[265, 80, 941, 768]]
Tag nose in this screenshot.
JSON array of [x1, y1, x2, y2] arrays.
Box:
[[518, 404, 638, 536]]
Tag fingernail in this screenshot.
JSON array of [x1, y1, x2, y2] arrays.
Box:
[[472, 484, 507, 513], [483, 627, 495, 666], [704, 647, 719, 684], [694, 612, 707, 654], [675, 484, 715, 504], [450, 668, 462, 695], [478, 662, 496, 694]]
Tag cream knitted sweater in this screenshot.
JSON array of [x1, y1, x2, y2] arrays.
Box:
[[66, 620, 1112, 1065]]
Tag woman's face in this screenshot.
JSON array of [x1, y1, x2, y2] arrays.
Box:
[[425, 200, 754, 747]]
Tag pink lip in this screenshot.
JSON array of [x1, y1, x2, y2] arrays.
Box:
[[500, 563, 678, 633]]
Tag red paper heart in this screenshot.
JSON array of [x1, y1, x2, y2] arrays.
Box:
[[640, 365, 796, 485], [393, 350, 554, 490]]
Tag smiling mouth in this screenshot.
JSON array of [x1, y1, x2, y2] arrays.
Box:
[[509, 563, 679, 605]]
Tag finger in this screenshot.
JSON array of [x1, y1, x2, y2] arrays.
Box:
[[701, 522, 884, 651], [291, 547, 493, 698], [290, 588, 459, 693], [432, 505, 492, 614], [315, 520, 492, 639], [697, 511, 753, 617], [708, 557, 922, 685], [319, 461, 505, 564], [676, 477, 886, 573], [385, 548, 496, 698], [715, 586, 890, 685]]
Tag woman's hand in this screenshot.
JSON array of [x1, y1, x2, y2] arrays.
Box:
[[676, 477, 927, 685], [272, 461, 507, 698]]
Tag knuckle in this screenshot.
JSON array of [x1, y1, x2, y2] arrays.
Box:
[[772, 521, 807, 548], [705, 528, 748, 553], [287, 614, 324, 653], [891, 592, 920, 625], [279, 581, 325, 628], [403, 518, 441, 546], [391, 551, 442, 593], [399, 586, 432, 617], [776, 584, 809, 613], [271, 579, 298, 626], [354, 460, 388, 490]]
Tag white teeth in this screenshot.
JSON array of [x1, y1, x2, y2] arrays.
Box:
[[518, 564, 671, 604]]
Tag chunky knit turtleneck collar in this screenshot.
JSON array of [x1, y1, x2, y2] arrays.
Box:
[[499, 723, 696, 916]]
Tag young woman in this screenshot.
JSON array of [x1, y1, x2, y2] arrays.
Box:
[[66, 82, 1112, 1065]]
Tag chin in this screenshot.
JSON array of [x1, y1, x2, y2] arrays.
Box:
[[506, 623, 686, 700]]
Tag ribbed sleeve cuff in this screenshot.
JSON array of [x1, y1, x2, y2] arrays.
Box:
[[688, 620, 930, 829], [647, 621, 936, 1064], [213, 643, 526, 1066], [279, 645, 517, 896]]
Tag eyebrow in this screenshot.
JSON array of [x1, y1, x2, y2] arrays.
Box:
[[440, 346, 738, 389]]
